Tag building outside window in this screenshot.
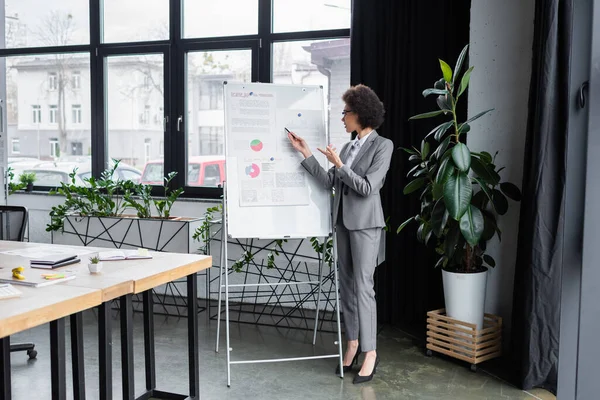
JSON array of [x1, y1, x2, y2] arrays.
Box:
[[50, 138, 60, 158], [48, 72, 58, 90], [11, 139, 20, 154], [49, 105, 57, 124], [72, 71, 81, 89], [72, 104, 82, 124], [32, 105, 41, 124]]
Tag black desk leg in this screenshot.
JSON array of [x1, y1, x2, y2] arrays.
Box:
[[120, 294, 134, 400], [50, 318, 66, 400], [188, 274, 199, 398], [0, 337, 11, 400], [99, 302, 113, 400], [143, 290, 156, 391], [70, 313, 86, 400]]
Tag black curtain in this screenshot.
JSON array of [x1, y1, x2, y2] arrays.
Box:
[[509, 0, 572, 394], [350, 0, 471, 336]]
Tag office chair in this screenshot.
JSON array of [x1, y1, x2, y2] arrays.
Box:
[[0, 205, 37, 359]]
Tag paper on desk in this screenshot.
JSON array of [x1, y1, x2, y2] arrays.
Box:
[[0, 246, 95, 259]]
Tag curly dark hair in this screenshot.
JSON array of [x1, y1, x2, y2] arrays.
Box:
[[342, 84, 385, 129]]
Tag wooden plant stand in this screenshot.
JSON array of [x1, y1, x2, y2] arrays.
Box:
[[425, 308, 502, 372]]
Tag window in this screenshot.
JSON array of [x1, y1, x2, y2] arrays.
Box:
[[273, 0, 351, 33], [32, 105, 41, 124], [3, 1, 90, 49], [71, 142, 83, 155], [120, 169, 142, 182], [106, 54, 164, 171], [50, 138, 60, 158], [183, 0, 258, 38], [203, 163, 221, 187], [144, 138, 151, 164], [102, 0, 169, 43], [72, 104, 82, 124], [2, 1, 349, 197], [48, 72, 58, 91], [6, 54, 91, 163], [49, 105, 58, 124], [273, 39, 351, 151], [72, 71, 81, 89], [11, 139, 20, 154], [186, 50, 250, 186]]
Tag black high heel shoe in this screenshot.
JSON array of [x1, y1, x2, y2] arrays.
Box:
[[335, 346, 361, 375], [353, 355, 380, 384]]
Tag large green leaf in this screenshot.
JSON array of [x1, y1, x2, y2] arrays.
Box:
[[465, 108, 494, 125], [500, 182, 522, 201], [431, 199, 450, 237], [421, 141, 430, 159], [482, 214, 496, 241], [396, 216, 414, 234], [444, 171, 472, 220], [425, 121, 453, 141], [403, 177, 427, 194], [432, 182, 444, 200], [444, 224, 461, 258], [452, 44, 469, 87], [458, 123, 471, 134], [435, 157, 454, 184], [436, 95, 452, 111], [432, 136, 452, 160], [409, 110, 445, 120], [483, 255, 496, 267], [471, 157, 500, 185], [439, 59, 453, 83], [422, 88, 448, 97], [451, 143, 471, 172], [459, 205, 484, 247], [473, 177, 494, 207], [401, 147, 418, 155], [434, 122, 454, 141], [458, 66, 474, 97], [492, 189, 509, 215]]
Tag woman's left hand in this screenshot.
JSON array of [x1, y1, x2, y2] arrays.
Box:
[[317, 145, 343, 168]]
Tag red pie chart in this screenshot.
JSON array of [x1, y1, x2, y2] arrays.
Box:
[[250, 139, 263, 152], [245, 163, 260, 178]]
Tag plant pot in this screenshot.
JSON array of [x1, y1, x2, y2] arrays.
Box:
[[26, 183, 33, 192], [441, 268, 488, 330], [88, 262, 103, 274]]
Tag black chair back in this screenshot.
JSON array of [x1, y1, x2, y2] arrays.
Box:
[[0, 205, 28, 242]]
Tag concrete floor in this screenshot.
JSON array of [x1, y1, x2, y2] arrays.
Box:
[[7, 308, 551, 400]]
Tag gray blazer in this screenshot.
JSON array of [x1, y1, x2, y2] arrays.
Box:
[[301, 131, 394, 230]]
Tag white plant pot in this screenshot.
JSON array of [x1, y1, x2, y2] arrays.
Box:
[[442, 268, 488, 330], [88, 262, 103, 274]]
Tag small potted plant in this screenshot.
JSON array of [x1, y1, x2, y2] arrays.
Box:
[[88, 255, 103, 274], [19, 172, 36, 192]]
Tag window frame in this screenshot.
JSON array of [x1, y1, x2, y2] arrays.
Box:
[[0, 0, 350, 197]]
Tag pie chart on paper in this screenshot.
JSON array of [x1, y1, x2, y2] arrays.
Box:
[[250, 139, 263, 152], [245, 163, 260, 178]]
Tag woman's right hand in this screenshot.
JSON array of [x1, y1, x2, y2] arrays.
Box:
[[287, 131, 312, 158]]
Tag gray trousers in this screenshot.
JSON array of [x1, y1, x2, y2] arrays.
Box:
[[336, 220, 381, 352]]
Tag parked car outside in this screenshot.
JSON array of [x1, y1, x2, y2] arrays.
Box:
[[140, 156, 225, 187]]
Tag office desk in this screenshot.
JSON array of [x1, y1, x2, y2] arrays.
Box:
[[0, 241, 211, 400], [0, 284, 102, 400]]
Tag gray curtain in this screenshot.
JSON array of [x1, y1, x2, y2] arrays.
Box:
[[510, 0, 572, 394]]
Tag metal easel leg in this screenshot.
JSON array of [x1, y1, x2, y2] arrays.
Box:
[[223, 182, 232, 387], [331, 229, 344, 378], [312, 239, 325, 346], [215, 202, 226, 353]]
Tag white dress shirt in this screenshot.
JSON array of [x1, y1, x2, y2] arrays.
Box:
[[344, 130, 374, 169]]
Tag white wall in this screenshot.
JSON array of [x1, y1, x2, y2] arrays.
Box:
[[468, 0, 535, 340]]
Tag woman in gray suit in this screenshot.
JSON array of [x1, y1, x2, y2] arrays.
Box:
[[287, 84, 393, 384]]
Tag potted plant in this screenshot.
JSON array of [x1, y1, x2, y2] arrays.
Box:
[[88, 255, 103, 274], [48, 159, 201, 254], [398, 44, 522, 329], [19, 172, 36, 192]]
